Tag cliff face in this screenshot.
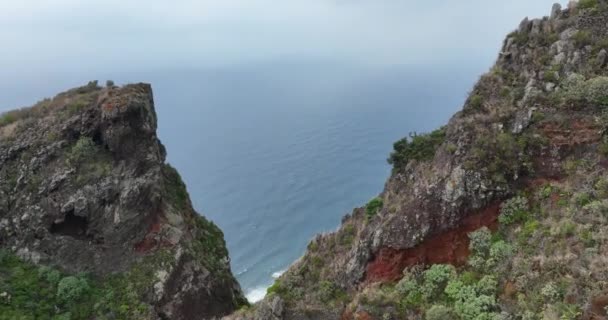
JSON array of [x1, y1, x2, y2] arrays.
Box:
[[0, 82, 246, 319], [232, 2, 608, 319]]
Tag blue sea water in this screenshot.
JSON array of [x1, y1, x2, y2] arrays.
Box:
[[0, 61, 483, 302], [144, 62, 479, 301]]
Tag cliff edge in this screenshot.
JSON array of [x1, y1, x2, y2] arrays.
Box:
[[0, 82, 246, 319], [232, 1, 608, 319]]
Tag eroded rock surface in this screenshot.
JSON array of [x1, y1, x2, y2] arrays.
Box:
[[228, 2, 608, 319], [0, 82, 246, 319]]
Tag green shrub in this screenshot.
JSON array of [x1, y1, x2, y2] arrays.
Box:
[[468, 95, 484, 110], [584, 77, 608, 106], [475, 276, 498, 296], [559, 221, 577, 237], [488, 241, 513, 265], [560, 75, 608, 107], [510, 31, 529, 46], [0, 107, 38, 127], [599, 138, 608, 156], [267, 278, 303, 302], [67, 136, 97, 164], [573, 192, 592, 207], [38, 266, 61, 285], [466, 132, 535, 184], [444, 278, 499, 320], [469, 227, 492, 257], [339, 224, 356, 246], [57, 276, 90, 304], [572, 30, 592, 48], [595, 177, 608, 198], [580, 228, 596, 247], [396, 271, 425, 306], [420, 265, 456, 300], [543, 71, 559, 83], [540, 282, 561, 302], [317, 281, 346, 304], [593, 38, 608, 54], [75, 81, 100, 94], [0, 113, 16, 127], [162, 164, 190, 210], [468, 228, 513, 273], [557, 303, 583, 320], [518, 220, 540, 246], [366, 197, 384, 219], [499, 196, 529, 225], [578, 0, 599, 10], [396, 276, 418, 296], [538, 185, 555, 199], [388, 127, 446, 171], [583, 200, 608, 217], [426, 305, 455, 320]]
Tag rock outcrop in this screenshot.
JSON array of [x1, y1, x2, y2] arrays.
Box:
[[230, 2, 608, 319], [0, 82, 246, 319]]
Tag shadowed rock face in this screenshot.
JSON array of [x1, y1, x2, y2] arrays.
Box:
[[0, 82, 245, 319]]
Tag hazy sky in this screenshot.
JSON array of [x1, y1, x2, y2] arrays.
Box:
[[1, 0, 566, 79]]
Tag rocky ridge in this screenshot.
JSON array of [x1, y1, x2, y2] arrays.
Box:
[[231, 1, 608, 319], [0, 82, 246, 319]]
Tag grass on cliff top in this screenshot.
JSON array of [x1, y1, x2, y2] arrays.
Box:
[[578, 0, 600, 10], [0, 81, 101, 130]]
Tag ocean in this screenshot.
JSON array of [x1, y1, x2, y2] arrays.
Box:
[[147, 62, 479, 301]]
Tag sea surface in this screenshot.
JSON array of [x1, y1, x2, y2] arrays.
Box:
[[0, 61, 483, 302]]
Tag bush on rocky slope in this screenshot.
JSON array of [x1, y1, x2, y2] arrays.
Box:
[[388, 127, 446, 172]]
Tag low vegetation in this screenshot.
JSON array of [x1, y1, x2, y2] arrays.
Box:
[[353, 170, 608, 319], [557, 75, 608, 107], [162, 164, 190, 210], [365, 197, 384, 219], [388, 127, 446, 172], [578, 0, 599, 10], [0, 249, 178, 319], [0, 81, 101, 131]]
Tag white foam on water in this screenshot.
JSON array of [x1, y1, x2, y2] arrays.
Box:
[[245, 286, 268, 303], [272, 269, 286, 279], [245, 268, 288, 303]]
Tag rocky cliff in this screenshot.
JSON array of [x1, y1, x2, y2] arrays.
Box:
[[0, 82, 246, 319], [231, 1, 608, 319]]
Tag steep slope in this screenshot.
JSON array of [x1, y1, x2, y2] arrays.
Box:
[[0, 82, 246, 319], [231, 2, 608, 319]]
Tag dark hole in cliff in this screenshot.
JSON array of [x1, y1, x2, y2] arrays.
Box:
[[50, 212, 89, 239], [91, 129, 109, 150]]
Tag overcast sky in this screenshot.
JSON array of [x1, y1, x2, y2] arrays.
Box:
[[1, 0, 566, 78]]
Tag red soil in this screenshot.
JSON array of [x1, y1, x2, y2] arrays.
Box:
[[365, 202, 501, 283], [134, 214, 168, 253]]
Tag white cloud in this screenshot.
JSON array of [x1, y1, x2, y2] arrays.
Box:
[[0, 0, 567, 76]]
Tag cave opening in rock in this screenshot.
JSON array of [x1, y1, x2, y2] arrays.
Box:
[[50, 212, 89, 239]]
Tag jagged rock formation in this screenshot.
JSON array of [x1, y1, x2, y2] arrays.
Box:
[[230, 2, 608, 319], [0, 82, 246, 319]]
